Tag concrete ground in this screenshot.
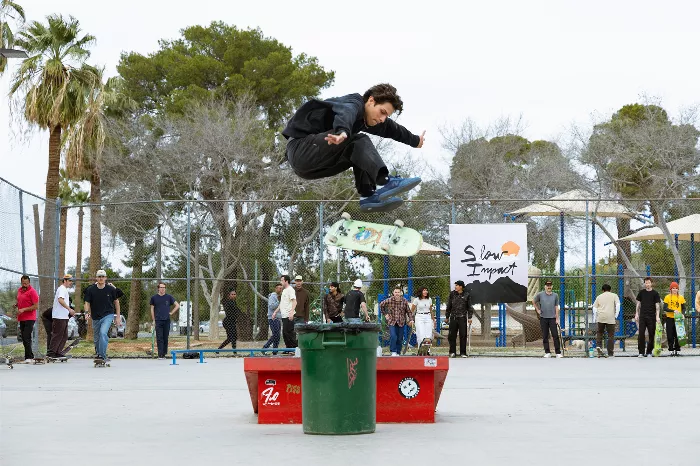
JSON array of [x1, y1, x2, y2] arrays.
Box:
[[1, 356, 697, 466]]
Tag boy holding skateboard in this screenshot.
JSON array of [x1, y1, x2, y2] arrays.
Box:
[[635, 277, 661, 357], [663, 282, 685, 356], [282, 83, 425, 212]]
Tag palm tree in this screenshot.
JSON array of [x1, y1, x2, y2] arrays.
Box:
[[0, 0, 25, 74], [64, 69, 136, 278], [57, 169, 88, 274], [9, 14, 96, 312]]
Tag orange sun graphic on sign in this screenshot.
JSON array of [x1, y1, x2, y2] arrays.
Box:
[[501, 241, 520, 257]]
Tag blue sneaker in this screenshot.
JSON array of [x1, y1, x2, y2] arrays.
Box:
[[359, 195, 403, 212], [374, 175, 421, 200]]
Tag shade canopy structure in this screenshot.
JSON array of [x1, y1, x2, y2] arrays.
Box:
[[617, 214, 700, 242], [0, 48, 28, 58], [507, 189, 633, 218], [416, 241, 447, 255]]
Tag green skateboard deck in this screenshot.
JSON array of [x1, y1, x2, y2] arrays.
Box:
[[324, 213, 423, 257], [653, 322, 663, 357], [675, 313, 687, 347]]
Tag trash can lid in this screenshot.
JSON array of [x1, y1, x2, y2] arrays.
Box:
[[295, 322, 380, 334]]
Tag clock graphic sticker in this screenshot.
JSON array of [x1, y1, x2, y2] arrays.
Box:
[[398, 377, 420, 399]]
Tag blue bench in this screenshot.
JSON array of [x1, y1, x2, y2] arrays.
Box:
[[170, 348, 295, 365]]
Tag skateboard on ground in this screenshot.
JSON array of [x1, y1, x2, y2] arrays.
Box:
[[324, 212, 423, 257], [32, 357, 46, 365], [417, 338, 432, 356], [557, 324, 565, 358], [652, 321, 663, 357], [674, 312, 687, 347], [46, 356, 68, 363], [94, 358, 110, 368]]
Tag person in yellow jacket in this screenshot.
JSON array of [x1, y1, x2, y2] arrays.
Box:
[[663, 282, 685, 356]]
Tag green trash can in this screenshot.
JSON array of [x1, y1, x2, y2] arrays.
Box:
[[296, 322, 380, 435]]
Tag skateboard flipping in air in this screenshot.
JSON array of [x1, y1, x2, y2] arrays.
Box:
[[325, 212, 423, 257]]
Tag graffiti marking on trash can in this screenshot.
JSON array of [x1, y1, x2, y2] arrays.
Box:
[[347, 357, 358, 389]]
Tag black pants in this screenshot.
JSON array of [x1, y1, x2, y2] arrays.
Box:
[[287, 133, 388, 196], [665, 316, 680, 352], [540, 317, 561, 354], [638, 315, 656, 355], [48, 319, 68, 357], [19, 320, 35, 359], [448, 316, 468, 355], [282, 318, 297, 348], [154, 320, 170, 358], [42, 309, 52, 353], [218, 319, 237, 349], [596, 323, 616, 356]]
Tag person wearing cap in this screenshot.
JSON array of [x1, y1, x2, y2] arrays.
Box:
[[323, 282, 345, 323], [663, 282, 686, 356], [592, 283, 620, 357], [263, 284, 283, 354], [344, 279, 370, 321], [533, 280, 562, 358], [446, 280, 474, 358], [380, 286, 413, 356], [274, 275, 298, 348], [635, 277, 660, 357], [14, 275, 39, 362], [84, 269, 122, 362], [48, 274, 76, 358], [293, 275, 310, 324]]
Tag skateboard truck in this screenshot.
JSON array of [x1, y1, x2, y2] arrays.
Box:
[[327, 212, 353, 244], [380, 219, 404, 252]]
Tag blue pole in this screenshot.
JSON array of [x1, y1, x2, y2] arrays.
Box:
[[692, 234, 696, 348], [559, 212, 565, 325], [591, 221, 597, 301], [407, 257, 414, 298], [674, 234, 679, 283], [435, 296, 441, 333], [646, 264, 651, 278], [383, 256, 389, 297], [186, 202, 191, 350]]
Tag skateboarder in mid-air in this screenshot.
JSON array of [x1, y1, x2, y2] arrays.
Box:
[[282, 83, 425, 212]]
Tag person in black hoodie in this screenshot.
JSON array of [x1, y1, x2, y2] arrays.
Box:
[[282, 83, 425, 212], [219, 290, 240, 350]]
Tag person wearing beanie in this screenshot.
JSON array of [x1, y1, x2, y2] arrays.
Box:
[[663, 282, 686, 356]]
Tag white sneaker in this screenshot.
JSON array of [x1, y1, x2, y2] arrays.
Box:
[[390, 352, 399, 357], [556, 354, 563, 358], [543, 353, 552, 358], [638, 354, 644, 358], [25, 358, 33, 363]]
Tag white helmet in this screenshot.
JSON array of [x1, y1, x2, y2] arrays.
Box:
[[353, 279, 363, 288]]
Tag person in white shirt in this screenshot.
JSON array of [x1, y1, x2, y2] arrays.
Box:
[[411, 287, 434, 346], [273, 275, 298, 348], [48, 274, 75, 358], [592, 283, 621, 357]]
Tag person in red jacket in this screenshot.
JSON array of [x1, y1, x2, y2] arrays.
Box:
[[14, 275, 39, 362]]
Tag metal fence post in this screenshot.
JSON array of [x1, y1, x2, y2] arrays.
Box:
[[591, 221, 597, 302], [319, 202, 324, 303], [584, 201, 589, 337], [559, 212, 565, 326], [19, 190, 26, 274], [691, 233, 696, 348], [186, 202, 191, 350], [617, 264, 624, 349], [674, 234, 679, 283]]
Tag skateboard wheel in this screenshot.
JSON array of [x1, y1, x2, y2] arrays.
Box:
[[341, 212, 352, 220], [393, 219, 404, 227], [327, 234, 338, 244], [380, 243, 390, 252]]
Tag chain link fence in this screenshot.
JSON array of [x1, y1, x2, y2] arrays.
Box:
[[2, 176, 700, 357]]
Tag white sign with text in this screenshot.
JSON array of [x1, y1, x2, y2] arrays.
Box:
[[449, 224, 528, 304]]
